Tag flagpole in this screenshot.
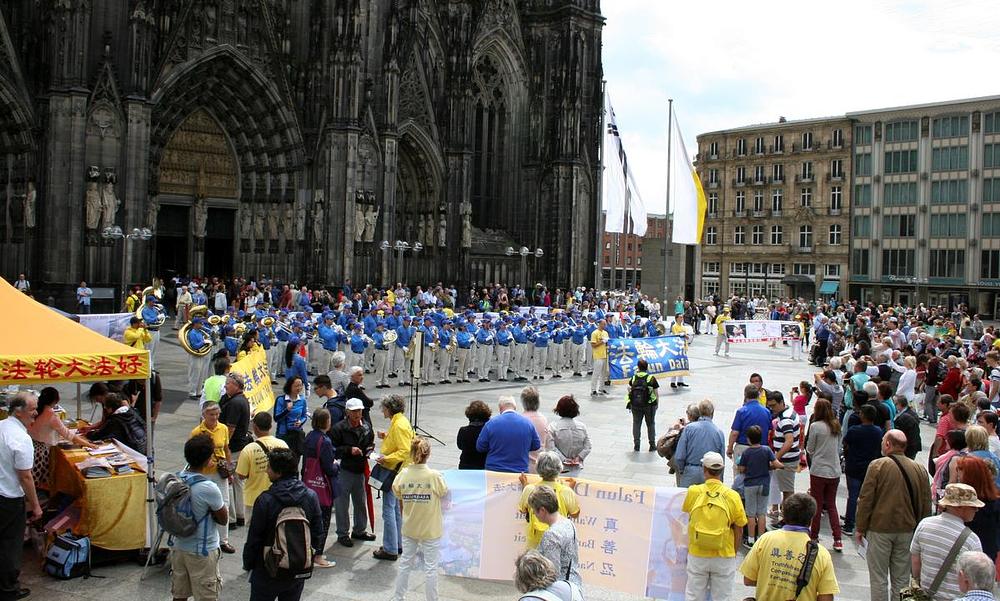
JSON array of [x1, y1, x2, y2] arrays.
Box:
[[595, 81, 607, 291], [663, 99, 673, 305]]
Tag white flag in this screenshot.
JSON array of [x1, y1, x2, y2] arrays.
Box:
[[669, 107, 707, 245], [602, 94, 627, 233], [626, 166, 647, 237]]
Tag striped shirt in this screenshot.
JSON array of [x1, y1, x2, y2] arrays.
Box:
[[910, 512, 982, 601], [771, 407, 801, 463]]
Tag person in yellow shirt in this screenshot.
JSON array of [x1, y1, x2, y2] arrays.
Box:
[[391, 436, 449, 601], [517, 451, 581, 548], [235, 412, 288, 513], [589, 319, 610, 396], [123, 316, 152, 350], [670, 313, 690, 389], [682, 451, 747, 601], [373, 394, 415, 561], [714, 306, 731, 357], [740, 493, 840, 601], [189, 402, 235, 554]]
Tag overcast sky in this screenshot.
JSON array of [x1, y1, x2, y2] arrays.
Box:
[[602, 0, 1000, 216]]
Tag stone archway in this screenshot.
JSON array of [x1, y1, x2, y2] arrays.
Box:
[[395, 128, 444, 284], [0, 75, 36, 279]]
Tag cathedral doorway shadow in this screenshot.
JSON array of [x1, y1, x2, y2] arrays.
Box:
[[154, 204, 189, 279], [204, 208, 234, 278]]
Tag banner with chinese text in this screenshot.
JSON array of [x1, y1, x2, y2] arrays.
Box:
[[724, 320, 802, 343], [439, 470, 689, 599], [608, 334, 689, 383], [229, 346, 275, 413], [0, 352, 150, 385]]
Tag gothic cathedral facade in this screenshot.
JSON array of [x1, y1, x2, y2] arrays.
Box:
[[0, 0, 603, 296]]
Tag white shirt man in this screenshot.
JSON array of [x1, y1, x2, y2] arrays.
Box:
[[0, 393, 42, 599]]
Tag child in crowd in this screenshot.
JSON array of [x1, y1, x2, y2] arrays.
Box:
[[736, 425, 782, 548]]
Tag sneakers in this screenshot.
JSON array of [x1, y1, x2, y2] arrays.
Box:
[[670, 383, 677, 389], [841, 525, 854, 536], [678, 382, 689, 387], [742, 539, 754, 551], [832, 540, 843, 552]]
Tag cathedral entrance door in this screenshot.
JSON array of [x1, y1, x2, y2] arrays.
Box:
[[154, 204, 190, 279], [204, 207, 235, 278]]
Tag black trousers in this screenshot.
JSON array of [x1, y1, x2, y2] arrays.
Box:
[[0, 496, 25, 596], [631, 404, 657, 446]]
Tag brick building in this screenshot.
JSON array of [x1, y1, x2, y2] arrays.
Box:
[[600, 213, 668, 290]]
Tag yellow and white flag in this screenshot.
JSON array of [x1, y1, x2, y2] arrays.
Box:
[[668, 107, 707, 245]]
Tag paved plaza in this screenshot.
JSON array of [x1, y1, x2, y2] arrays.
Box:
[[22, 331, 913, 600]]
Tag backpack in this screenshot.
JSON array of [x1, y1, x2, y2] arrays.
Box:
[[264, 505, 314, 580], [324, 395, 347, 425], [688, 488, 733, 552], [628, 374, 653, 407], [156, 472, 212, 554], [44, 533, 91, 579]]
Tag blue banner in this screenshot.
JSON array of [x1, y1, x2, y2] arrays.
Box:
[[609, 334, 689, 383]]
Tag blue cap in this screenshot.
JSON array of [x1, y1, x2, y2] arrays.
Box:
[[145, 295, 157, 302], [354, 323, 362, 330], [288, 335, 301, 345], [193, 317, 206, 325]]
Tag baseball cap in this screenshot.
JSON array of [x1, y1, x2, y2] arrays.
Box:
[[345, 398, 364, 411], [701, 451, 725, 469]]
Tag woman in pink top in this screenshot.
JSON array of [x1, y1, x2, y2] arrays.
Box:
[[28, 388, 97, 488], [791, 381, 813, 428], [520, 387, 549, 473]]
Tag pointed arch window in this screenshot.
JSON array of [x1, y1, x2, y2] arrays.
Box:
[[472, 56, 509, 230]]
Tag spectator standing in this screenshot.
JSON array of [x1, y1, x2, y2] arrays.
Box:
[[520, 387, 549, 473], [957, 456, 1000, 566], [456, 401, 491, 470], [737, 425, 781, 548], [855, 429, 933, 601], [893, 394, 922, 460], [529, 486, 582, 589], [589, 319, 610, 396], [804, 399, 844, 550], [910, 483, 984, 601], [242, 448, 324, 601], [727, 384, 772, 491], [965, 425, 1000, 487], [545, 396, 591, 476], [740, 494, 840, 601], [513, 551, 583, 601], [219, 373, 252, 530], [328, 399, 376, 547], [674, 400, 726, 488], [0, 393, 41, 601], [76, 280, 93, 313], [391, 437, 450, 601], [765, 391, 801, 507], [953, 551, 997, 601], [302, 409, 338, 568], [189, 401, 235, 554], [476, 397, 541, 473], [976, 410, 1000, 456], [236, 413, 288, 516], [626, 359, 660, 452], [373, 395, 415, 562], [170, 434, 228, 601], [517, 452, 581, 549], [274, 376, 309, 463], [682, 451, 747, 601], [841, 405, 884, 535]]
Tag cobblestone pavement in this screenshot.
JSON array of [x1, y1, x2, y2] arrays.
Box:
[[23, 330, 918, 600]]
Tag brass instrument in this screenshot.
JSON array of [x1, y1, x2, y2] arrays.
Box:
[[654, 321, 668, 336], [207, 314, 224, 327], [383, 329, 398, 344], [446, 334, 457, 354], [135, 285, 167, 328], [178, 305, 213, 357], [260, 316, 276, 328]]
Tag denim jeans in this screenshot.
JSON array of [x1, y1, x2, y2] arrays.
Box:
[[844, 475, 862, 528], [381, 488, 403, 555]]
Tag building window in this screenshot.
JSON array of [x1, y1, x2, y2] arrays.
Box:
[[854, 184, 871, 207], [731, 262, 746, 275], [754, 165, 766, 183], [853, 215, 871, 237], [752, 190, 763, 212], [734, 226, 746, 245], [855, 153, 872, 177], [832, 128, 843, 148], [771, 189, 783, 213], [750, 262, 765, 275], [985, 144, 1000, 169], [705, 226, 718, 245], [983, 250, 1000, 279], [625, 257, 632, 266], [824, 264, 841, 277], [984, 213, 1000, 238], [884, 150, 919, 173], [773, 164, 784, 182], [932, 116, 970, 138], [752, 225, 763, 245], [708, 169, 719, 184], [885, 120, 919, 142], [702, 279, 720, 298], [774, 135, 784, 153], [754, 136, 765, 154], [828, 224, 842, 245], [854, 125, 872, 145], [986, 113, 1000, 135], [884, 182, 918, 206], [930, 213, 967, 238], [735, 191, 746, 213], [736, 138, 747, 156], [798, 225, 813, 248], [802, 132, 813, 150], [831, 186, 843, 210], [709, 141, 719, 157], [708, 192, 719, 215], [882, 214, 916, 237], [793, 263, 816, 276], [637, 257, 641, 266], [702, 261, 720, 274], [931, 146, 969, 172], [928, 249, 965, 278], [801, 161, 814, 180], [770, 225, 783, 245], [882, 249, 916, 277], [852, 249, 870, 276], [736, 166, 746, 183], [800, 187, 812, 207], [930, 180, 968, 204], [770, 263, 786, 275], [830, 159, 844, 179], [604, 242, 611, 249], [985, 178, 1000, 203]]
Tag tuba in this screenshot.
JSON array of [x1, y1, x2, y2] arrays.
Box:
[[136, 286, 167, 329], [179, 305, 213, 357], [654, 321, 669, 336], [260, 316, 276, 328], [383, 329, 398, 344]]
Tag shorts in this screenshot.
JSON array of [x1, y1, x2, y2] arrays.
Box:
[[743, 484, 769, 516], [773, 463, 798, 493], [170, 548, 222, 601]]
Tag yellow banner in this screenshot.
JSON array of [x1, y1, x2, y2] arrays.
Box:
[[229, 346, 275, 414]]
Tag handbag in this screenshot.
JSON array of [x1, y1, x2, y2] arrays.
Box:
[[302, 436, 334, 507], [369, 461, 400, 493], [900, 527, 972, 601]]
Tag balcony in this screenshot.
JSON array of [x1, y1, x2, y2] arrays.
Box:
[[795, 174, 815, 183], [752, 178, 767, 186], [708, 181, 719, 189], [751, 210, 768, 218], [825, 172, 845, 182], [733, 178, 747, 187], [733, 210, 747, 217], [795, 246, 814, 254], [771, 210, 783, 217], [706, 212, 718, 219], [772, 176, 785, 184]]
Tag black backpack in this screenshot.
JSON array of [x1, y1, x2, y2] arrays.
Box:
[[629, 374, 653, 406], [324, 395, 347, 424]]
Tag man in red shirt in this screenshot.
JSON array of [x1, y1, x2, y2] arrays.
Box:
[[930, 398, 970, 472]]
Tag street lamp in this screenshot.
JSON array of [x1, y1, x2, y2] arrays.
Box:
[[102, 226, 152, 308], [385, 240, 422, 285]]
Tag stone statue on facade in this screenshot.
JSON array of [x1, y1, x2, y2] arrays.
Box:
[[22, 179, 36, 229], [294, 195, 307, 241], [239, 203, 252, 238], [354, 190, 366, 243], [283, 201, 294, 240], [100, 169, 120, 230], [253, 203, 265, 239], [438, 213, 447, 248], [193, 196, 208, 238], [363, 202, 379, 243], [85, 165, 102, 230], [146, 195, 159, 232], [267, 203, 279, 240], [459, 199, 473, 249], [312, 192, 325, 244]]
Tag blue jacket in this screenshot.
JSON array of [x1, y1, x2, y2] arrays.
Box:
[[731, 400, 772, 446], [284, 354, 309, 389], [456, 331, 473, 349], [274, 394, 309, 436], [475, 410, 540, 473], [242, 477, 324, 580]]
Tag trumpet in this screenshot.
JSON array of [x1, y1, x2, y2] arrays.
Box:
[[179, 305, 213, 357], [207, 314, 224, 327]]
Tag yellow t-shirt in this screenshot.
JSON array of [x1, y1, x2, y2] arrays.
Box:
[[235, 435, 289, 508], [739, 529, 840, 601], [392, 464, 449, 540], [517, 481, 581, 548], [590, 329, 609, 359], [682, 479, 747, 558], [715, 313, 731, 335], [189, 421, 230, 475], [123, 326, 152, 350]]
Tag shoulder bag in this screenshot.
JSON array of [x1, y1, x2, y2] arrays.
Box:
[[887, 454, 921, 523], [900, 527, 972, 601]]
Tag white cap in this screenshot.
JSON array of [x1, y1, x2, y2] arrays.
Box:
[[345, 398, 364, 411]]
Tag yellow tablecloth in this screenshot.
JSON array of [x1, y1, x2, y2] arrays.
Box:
[[49, 446, 147, 550]]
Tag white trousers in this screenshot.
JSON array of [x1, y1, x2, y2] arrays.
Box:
[[570, 343, 586, 373], [591, 357, 608, 391], [147, 330, 160, 365], [373, 349, 389, 386], [437, 349, 452, 381], [715, 333, 730, 355], [346, 350, 363, 371], [187, 354, 210, 397], [421, 346, 436, 382], [685, 555, 735, 601], [496, 345, 511, 379], [532, 347, 548, 377], [477, 345, 494, 379], [454, 348, 471, 381], [511, 344, 527, 378], [790, 339, 802, 360], [392, 536, 440, 601]]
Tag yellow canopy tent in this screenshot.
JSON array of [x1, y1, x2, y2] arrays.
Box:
[[0, 277, 149, 385]]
